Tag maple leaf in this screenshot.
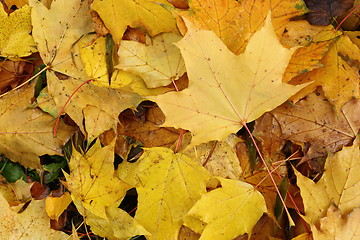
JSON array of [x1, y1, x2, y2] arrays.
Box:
[[64, 140, 131, 219], [91, 0, 178, 43], [117, 147, 211, 239], [312, 205, 360, 240], [295, 137, 360, 225], [0, 4, 36, 57], [272, 91, 360, 163], [0, 84, 75, 169], [183, 177, 267, 240], [29, 0, 94, 78], [117, 32, 186, 88], [0, 193, 68, 239], [288, 35, 360, 111], [45, 192, 72, 221], [167, 0, 307, 54], [46, 71, 143, 142], [84, 204, 150, 240], [151, 14, 309, 148]]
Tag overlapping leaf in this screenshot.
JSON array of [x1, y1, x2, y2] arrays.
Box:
[[0, 84, 75, 169], [152, 14, 308, 147], [0, 4, 36, 57]]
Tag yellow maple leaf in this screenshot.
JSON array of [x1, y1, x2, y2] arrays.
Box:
[[151, 13, 308, 148], [295, 137, 360, 226], [29, 0, 94, 78], [311, 205, 360, 240], [119, 147, 211, 240], [0, 4, 36, 57], [0, 84, 75, 169], [117, 32, 186, 88], [91, 0, 177, 43], [0, 193, 68, 239], [47, 71, 143, 142], [65, 140, 131, 219], [183, 177, 266, 240]]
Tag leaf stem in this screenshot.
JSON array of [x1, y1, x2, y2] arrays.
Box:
[[242, 123, 295, 226]]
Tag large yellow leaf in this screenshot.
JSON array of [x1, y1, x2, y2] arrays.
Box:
[[64, 140, 131, 219], [0, 193, 68, 239], [0, 4, 36, 57], [151, 14, 308, 148], [183, 177, 267, 240], [91, 0, 177, 43], [170, 0, 307, 54], [30, 0, 94, 78], [0, 84, 75, 169], [127, 147, 211, 240], [295, 138, 360, 226], [117, 32, 186, 88]]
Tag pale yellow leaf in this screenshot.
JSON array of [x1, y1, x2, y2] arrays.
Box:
[[295, 138, 360, 225], [151, 13, 308, 148], [117, 32, 185, 88], [30, 0, 94, 77], [0, 193, 68, 239]]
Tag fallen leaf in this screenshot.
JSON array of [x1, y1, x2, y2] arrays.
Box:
[[183, 177, 267, 240], [311, 205, 360, 240], [272, 91, 360, 163], [169, 0, 307, 54], [84, 203, 150, 240], [0, 193, 68, 239], [304, 0, 355, 26], [122, 147, 211, 240], [117, 32, 186, 88], [91, 0, 177, 43], [295, 137, 360, 225], [0, 4, 36, 57], [0, 83, 75, 169], [30, 0, 94, 78], [47, 71, 143, 142], [45, 192, 72, 221], [65, 140, 131, 219], [4, 0, 28, 8], [288, 35, 360, 111], [151, 14, 308, 148]]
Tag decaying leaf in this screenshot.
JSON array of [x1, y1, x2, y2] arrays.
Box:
[[272, 91, 360, 163], [152, 13, 308, 148]]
